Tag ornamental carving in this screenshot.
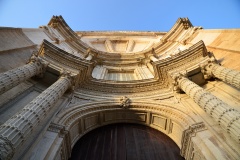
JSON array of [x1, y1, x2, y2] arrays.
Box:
[[171, 71, 187, 93], [28, 52, 49, 77], [180, 122, 206, 157], [0, 137, 14, 160], [120, 96, 131, 109], [199, 56, 216, 79]]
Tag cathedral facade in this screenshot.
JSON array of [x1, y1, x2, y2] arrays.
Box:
[[0, 16, 240, 159]]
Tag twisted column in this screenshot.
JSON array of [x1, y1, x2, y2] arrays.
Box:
[[0, 55, 48, 95], [201, 62, 240, 89], [0, 72, 72, 159], [172, 73, 240, 143]]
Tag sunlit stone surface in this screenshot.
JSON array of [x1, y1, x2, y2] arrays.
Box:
[[0, 16, 239, 160]]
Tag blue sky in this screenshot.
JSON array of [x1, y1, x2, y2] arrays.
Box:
[[0, 0, 240, 31]]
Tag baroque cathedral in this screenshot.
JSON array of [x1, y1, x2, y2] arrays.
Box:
[[0, 16, 240, 160]]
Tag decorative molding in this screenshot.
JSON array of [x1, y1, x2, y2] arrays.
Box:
[[180, 122, 206, 158], [48, 123, 66, 136], [55, 101, 195, 130], [120, 96, 131, 109]]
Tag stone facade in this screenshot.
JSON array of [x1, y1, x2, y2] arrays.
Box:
[[0, 16, 240, 160]]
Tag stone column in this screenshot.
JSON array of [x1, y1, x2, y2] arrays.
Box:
[[0, 72, 72, 159], [202, 62, 240, 89], [0, 55, 47, 95], [172, 73, 240, 143]]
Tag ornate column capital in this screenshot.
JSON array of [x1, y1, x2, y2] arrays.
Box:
[[59, 69, 75, 89], [28, 53, 49, 76], [171, 71, 188, 92], [199, 56, 217, 79], [200, 56, 240, 89], [0, 53, 49, 95]]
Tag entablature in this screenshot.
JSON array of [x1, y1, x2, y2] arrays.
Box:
[[38, 40, 94, 86]]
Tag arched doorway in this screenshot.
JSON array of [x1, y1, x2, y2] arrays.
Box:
[[70, 123, 184, 160]]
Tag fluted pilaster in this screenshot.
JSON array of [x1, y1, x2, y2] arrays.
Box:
[[202, 62, 240, 89], [173, 74, 240, 143], [0, 55, 48, 95], [0, 72, 72, 159]]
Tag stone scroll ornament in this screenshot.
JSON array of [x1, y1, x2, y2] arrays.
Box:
[[120, 96, 131, 109]]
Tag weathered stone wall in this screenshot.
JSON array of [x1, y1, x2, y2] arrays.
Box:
[[22, 28, 53, 45], [189, 29, 240, 70], [0, 28, 38, 72]]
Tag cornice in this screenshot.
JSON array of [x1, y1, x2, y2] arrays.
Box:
[[35, 39, 207, 94], [155, 40, 207, 66], [48, 16, 90, 56], [160, 18, 192, 42], [156, 40, 207, 85], [74, 87, 173, 99], [76, 31, 166, 36], [46, 16, 197, 62], [43, 16, 207, 94], [79, 79, 166, 93], [79, 41, 208, 93], [38, 40, 93, 79]]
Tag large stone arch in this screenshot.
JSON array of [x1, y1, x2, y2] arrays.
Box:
[[52, 101, 205, 159]]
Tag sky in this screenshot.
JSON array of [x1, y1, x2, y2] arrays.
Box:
[[0, 0, 240, 32]]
